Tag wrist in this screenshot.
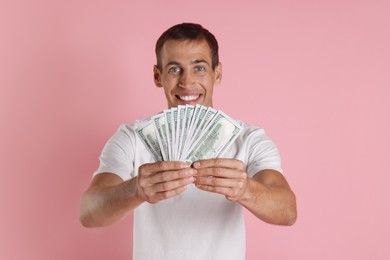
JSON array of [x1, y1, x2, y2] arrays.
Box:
[[124, 176, 146, 204], [236, 178, 257, 205]]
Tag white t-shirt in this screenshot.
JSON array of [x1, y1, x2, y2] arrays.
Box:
[[95, 118, 283, 260]]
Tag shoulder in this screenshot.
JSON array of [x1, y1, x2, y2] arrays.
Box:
[[233, 120, 280, 160], [234, 121, 283, 175], [101, 116, 153, 152], [235, 120, 268, 141], [115, 116, 153, 136]]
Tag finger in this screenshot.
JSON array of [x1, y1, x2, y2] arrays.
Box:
[[192, 158, 243, 170], [195, 184, 232, 197], [152, 176, 195, 193], [195, 167, 247, 179], [195, 183, 245, 201], [142, 177, 192, 201], [138, 162, 191, 187], [140, 161, 191, 175], [149, 186, 188, 204], [195, 176, 244, 189], [149, 167, 197, 185]]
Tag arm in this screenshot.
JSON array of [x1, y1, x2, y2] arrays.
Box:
[[80, 161, 196, 228], [239, 169, 297, 225], [193, 159, 297, 226], [79, 173, 142, 228]]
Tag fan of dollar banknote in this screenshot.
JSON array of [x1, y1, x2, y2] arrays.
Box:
[[136, 105, 243, 163]]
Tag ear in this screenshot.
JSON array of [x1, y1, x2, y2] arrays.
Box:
[[214, 62, 222, 84], [153, 65, 163, 88]]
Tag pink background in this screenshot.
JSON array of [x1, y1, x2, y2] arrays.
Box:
[[1, 0, 389, 259]]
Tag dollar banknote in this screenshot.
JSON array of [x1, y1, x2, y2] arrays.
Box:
[[136, 120, 163, 162], [136, 105, 242, 162]]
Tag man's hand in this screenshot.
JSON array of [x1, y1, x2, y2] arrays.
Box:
[[192, 158, 249, 201], [137, 161, 196, 204], [193, 158, 297, 225]]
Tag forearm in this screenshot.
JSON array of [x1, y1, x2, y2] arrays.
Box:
[[80, 176, 144, 228], [239, 177, 297, 226]]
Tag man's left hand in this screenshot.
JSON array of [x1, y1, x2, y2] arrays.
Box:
[[192, 158, 249, 202]]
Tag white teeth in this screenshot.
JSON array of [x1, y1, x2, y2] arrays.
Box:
[[179, 95, 199, 101]]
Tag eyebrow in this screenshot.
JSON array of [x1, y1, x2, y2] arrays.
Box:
[[165, 61, 181, 68], [165, 59, 210, 68], [192, 59, 209, 66]]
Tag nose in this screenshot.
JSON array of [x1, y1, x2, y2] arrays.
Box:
[[178, 70, 193, 88]]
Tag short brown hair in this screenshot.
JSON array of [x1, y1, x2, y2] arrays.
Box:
[[155, 23, 219, 71]]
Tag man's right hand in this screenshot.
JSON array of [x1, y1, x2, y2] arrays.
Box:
[[136, 161, 196, 204]]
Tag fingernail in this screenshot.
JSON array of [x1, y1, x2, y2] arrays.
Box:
[[185, 169, 195, 176], [193, 161, 200, 168], [180, 162, 191, 168]]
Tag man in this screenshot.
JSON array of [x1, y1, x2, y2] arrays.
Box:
[[80, 23, 297, 260]]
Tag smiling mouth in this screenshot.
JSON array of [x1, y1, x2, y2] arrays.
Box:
[[176, 95, 200, 101]]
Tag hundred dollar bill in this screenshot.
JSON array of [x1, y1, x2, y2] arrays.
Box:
[[176, 106, 186, 160], [164, 109, 173, 160], [136, 121, 163, 162], [152, 113, 169, 161], [181, 105, 207, 154], [171, 107, 178, 160], [187, 105, 201, 134], [185, 106, 217, 154], [184, 111, 242, 162], [178, 105, 195, 159], [181, 105, 203, 154], [136, 105, 242, 163], [177, 105, 195, 159]]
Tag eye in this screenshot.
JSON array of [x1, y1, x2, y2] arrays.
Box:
[[168, 66, 181, 74], [195, 66, 205, 72]]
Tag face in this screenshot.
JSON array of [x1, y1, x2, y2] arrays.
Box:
[[154, 39, 222, 108]]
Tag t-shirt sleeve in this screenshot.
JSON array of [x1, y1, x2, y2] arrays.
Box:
[[94, 124, 135, 181], [246, 128, 283, 177]]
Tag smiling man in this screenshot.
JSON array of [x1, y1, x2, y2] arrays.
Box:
[[154, 39, 221, 108], [80, 23, 297, 260]]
